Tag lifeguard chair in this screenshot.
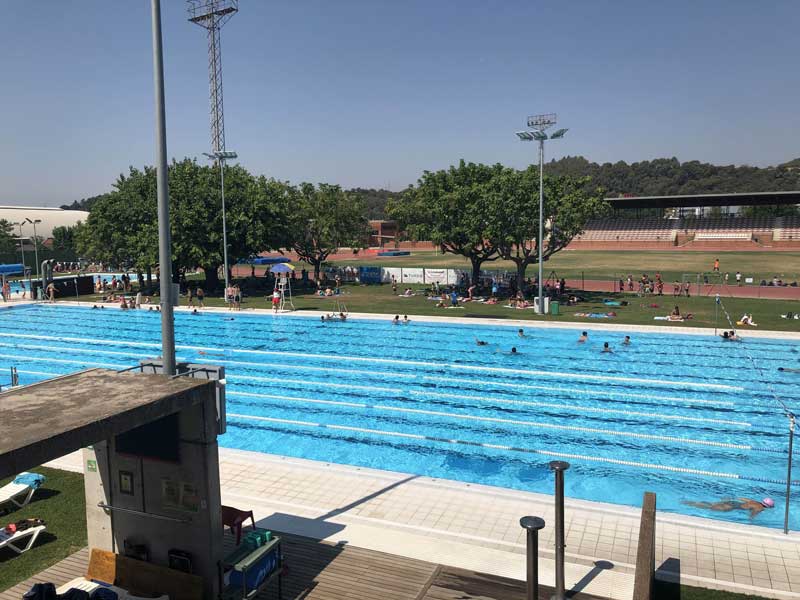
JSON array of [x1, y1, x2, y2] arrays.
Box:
[[271, 263, 295, 311]]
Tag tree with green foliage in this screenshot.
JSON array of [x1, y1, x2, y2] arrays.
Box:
[[483, 167, 608, 290], [388, 160, 504, 285], [51, 224, 84, 256], [546, 155, 800, 199], [286, 183, 369, 281], [0, 219, 16, 256]]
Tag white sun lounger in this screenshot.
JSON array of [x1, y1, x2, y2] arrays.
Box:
[[0, 524, 46, 554], [0, 478, 38, 511]]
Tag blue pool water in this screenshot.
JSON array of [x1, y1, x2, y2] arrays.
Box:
[[1, 304, 798, 529], [5, 273, 139, 297]]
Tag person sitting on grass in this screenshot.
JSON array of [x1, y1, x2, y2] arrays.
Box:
[[739, 313, 758, 327], [403, 288, 414, 297], [450, 290, 458, 307]]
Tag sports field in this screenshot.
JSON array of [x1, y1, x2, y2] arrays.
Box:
[[329, 250, 800, 283]]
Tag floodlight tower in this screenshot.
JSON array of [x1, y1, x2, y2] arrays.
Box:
[[516, 113, 568, 315], [187, 0, 238, 153]]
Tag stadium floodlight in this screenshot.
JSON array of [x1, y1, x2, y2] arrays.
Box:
[[515, 113, 568, 315], [203, 150, 239, 296], [24, 218, 42, 278], [527, 113, 557, 131], [204, 150, 238, 160]]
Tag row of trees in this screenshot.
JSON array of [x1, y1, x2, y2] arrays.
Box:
[[73, 159, 368, 288], [388, 160, 608, 288], [546, 156, 800, 216], [56, 158, 607, 291]]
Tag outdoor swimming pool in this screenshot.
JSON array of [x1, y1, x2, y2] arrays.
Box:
[[4, 273, 138, 297], [1, 304, 798, 530]]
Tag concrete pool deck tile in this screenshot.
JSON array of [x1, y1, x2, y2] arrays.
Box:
[[46, 444, 800, 599]]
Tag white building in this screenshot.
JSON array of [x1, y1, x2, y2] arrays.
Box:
[[0, 205, 89, 242]]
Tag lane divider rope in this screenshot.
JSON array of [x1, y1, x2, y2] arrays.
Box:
[[226, 412, 799, 486]]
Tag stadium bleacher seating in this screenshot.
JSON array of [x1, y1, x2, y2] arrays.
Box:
[[573, 215, 798, 245], [775, 216, 800, 240], [573, 218, 678, 242]]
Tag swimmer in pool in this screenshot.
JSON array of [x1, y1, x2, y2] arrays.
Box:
[[518, 328, 526, 338], [622, 335, 631, 345], [683, 497, 774, 519], [578, 331, 588, 343], [392, 315, 400, 324], [475, 338, 488, 346], [602, 342, 612, 353]]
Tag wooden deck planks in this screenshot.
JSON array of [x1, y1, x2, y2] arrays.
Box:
[[1, 534, 612, 600]]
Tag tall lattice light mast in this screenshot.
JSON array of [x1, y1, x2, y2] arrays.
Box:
[[187, 0, 238, 153]]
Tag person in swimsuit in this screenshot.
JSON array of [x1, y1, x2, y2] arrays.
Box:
[[578, 331, 588, 343], [602, 342, 612, 353], [683, 497, 774, 519]]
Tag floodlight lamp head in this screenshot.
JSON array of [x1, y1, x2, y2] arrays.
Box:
[[204, 150, 238, 160], [532, 131, 548, 141], [527, 113, 557, 131], [187, 0, 239, 28], [550, 128, 568, 139], [516, 131, 535, 141]]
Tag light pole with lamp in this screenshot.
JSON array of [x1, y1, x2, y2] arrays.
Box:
[[24, 218, 42, 278], [516, 114, 567, 315], [203, 150, 238, 297], [11, 222, 26, 270]]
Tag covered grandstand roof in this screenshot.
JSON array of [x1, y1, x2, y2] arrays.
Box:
[[606, 191, 800, 209], [0, 205, 89, 240]]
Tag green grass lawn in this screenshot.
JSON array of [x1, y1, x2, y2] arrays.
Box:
[[0, 468, 86, 592], [329, 250, 800, 283], [71, 281, 800, 332]]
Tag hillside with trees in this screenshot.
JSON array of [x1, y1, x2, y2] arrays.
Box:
[[546, 156, 800, 197]]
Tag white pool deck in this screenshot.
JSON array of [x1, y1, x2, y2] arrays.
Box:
[[10, 300, 800, 598]]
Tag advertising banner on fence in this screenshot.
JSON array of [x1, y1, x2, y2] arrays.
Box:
[[401, 268, 425, 284], [382, 267, 403, 283], [424, 269, 448, 284], [358, 266, 382, 284]]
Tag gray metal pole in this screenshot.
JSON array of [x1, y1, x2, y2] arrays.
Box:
[[151, 0, 176, 376], [538, 139, 545, 315], [220, 157, 230, 295], [549, 460, 570, 600], [31, 222, 40, 279], [520, 516, 546, 600], [17, 224, 26, 271], [785, 415, 795, 535]]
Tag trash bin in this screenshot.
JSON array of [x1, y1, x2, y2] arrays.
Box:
[[550, 301, 560, 315]]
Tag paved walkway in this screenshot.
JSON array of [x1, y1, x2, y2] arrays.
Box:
[[45, 449, 800, 599]]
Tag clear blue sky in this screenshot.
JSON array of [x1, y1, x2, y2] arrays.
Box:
[[2, 1, 799, 206]]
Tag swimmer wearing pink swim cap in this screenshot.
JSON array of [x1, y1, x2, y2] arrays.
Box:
[[684, 497, 775, 519]]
